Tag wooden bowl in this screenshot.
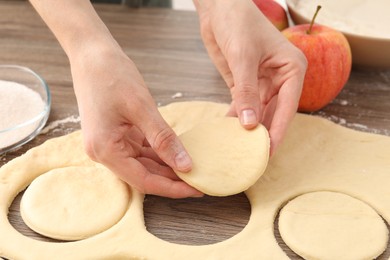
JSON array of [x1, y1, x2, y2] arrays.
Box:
[[286, 0, 390, 68]]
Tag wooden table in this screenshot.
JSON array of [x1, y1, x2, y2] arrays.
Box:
[[1, 1, 390, 259]]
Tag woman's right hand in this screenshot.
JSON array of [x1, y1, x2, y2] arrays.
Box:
[[70, 44, 202, 198]]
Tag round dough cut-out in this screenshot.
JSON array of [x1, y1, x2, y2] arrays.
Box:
[[159, 101, 230, 136], [175, 117, 270, 196], [278, 191, 388, 260], [20, 166, 131, 241]]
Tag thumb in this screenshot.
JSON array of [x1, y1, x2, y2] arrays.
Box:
[[230, 56, 261, 129], [136, 107, 192, 173]]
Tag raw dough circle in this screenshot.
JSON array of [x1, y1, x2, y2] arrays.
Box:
[[159, 101, 230, 136], [175, 117, 269, 196], [278, 191, 388, 260], [20, 166, 131, 240]]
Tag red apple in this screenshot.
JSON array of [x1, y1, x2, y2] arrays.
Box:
[[282, 6, 352, 112], [253, 0, 289, 31]]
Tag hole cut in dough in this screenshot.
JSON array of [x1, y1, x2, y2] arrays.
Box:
[[20, 166, 131, 241], [143, 193, 251, 245], [278, 191, 388, 260], [175, 117, 270, 196]]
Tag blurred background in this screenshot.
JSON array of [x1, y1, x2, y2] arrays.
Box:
[[89, 0, 287, 11]]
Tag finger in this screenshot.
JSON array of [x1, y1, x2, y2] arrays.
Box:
[[261, 94, 278, 130], [226, 100, 237, 117], [135, 106, 193, 173], [142, 137, 151, 147], [125, 125, 145, 145], [102, 148, 202, 198], [139, 146, 166, 165], [137, 157, 180, 181], [268, 77, 303, 156], [229, 51, 261, 129], [197, 12, 234, 88], [143, 174, 204, 199], [203, 36, 234, 88]]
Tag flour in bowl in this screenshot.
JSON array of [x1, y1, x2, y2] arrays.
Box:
[[0, 80, 45, 149]]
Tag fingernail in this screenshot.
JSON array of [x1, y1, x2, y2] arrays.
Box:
[[175, 151, 192, 172], [240, 109, 257, 126]]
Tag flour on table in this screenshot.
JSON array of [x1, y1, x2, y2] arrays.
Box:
[[316, 111, 347, 126], [40, 115, 80, 134], [339, 100, 348, 106], [315, 111, 390, 136], [171, 92, 183, 99]]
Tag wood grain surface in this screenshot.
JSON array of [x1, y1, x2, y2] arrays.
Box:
[[1, 1, 390, 259]]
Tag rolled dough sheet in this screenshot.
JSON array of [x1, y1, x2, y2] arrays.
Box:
[[279, 191, 388, 260], [0, 101, 390, 260], [175, 117, 269, 196], [20, 166, 131, 241]]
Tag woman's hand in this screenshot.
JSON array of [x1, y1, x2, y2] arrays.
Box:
[[29, 0, 201, 198], [70, 45, 202, 198], [194, 0, 307, 154]]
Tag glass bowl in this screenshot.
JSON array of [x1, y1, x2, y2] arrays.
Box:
[[0, 65, 51, 154]]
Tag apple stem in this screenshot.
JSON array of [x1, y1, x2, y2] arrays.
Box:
[[307, 5, 322, 34]]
